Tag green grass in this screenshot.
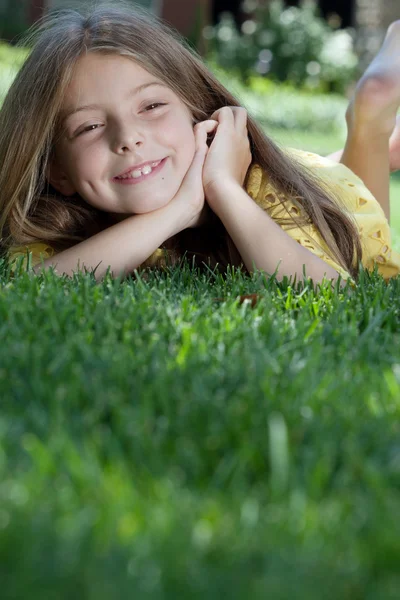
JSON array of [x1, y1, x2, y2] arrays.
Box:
[[2, 262, 400, 599]]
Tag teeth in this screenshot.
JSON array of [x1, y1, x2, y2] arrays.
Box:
[[142, 164, 152, 175], [117, 159, 162, 180]]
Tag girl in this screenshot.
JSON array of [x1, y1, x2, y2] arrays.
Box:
[[3, 3, 400, 284]]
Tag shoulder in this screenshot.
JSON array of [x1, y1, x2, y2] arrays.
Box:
[[246, 147, 379, 214], [285, 148, 380, 213]]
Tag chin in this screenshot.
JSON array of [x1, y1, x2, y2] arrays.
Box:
[[133, 195, 175, 214]]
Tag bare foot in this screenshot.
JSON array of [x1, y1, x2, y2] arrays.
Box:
[[389, 114, 400, 171], [346, 21, 400, 138]]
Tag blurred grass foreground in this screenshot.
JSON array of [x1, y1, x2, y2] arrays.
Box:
[[2, 262, 400, 599], [2, 7, 400, 600]]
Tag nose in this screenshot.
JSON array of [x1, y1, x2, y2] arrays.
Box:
[[112, 122, 145, 154]]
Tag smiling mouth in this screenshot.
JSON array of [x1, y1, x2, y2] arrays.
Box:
[[114, 159, 165, 181]]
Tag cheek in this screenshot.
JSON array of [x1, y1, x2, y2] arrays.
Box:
[[159, 115, 196, 156], [171, 121, 196, 170], [66, 145, 106, 183]]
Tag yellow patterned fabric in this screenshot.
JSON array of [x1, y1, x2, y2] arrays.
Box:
[[7, 148, 400, 281], [8, 242, 55, 270], [246, 148, 400, 282]]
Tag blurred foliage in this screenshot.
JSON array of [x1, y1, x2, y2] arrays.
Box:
[[209, 63, 348, 133], [0, 42, 27, 65], [0, 40, 347, 134], [0, 0, 29, 41], [204, 0, 358, 93], [0, 42, 27, 103]]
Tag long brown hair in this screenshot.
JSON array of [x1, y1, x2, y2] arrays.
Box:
[[0, 2, 362, 278]]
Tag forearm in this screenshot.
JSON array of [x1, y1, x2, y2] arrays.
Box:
[[34, 201, 187, 280], [208, 182, 340, 283]]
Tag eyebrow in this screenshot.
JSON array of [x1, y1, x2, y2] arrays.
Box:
[[61, 81, 168, 123]]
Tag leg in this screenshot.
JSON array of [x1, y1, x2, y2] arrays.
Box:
[[327, 115, 400, 172], [339, 21, 400, 224]]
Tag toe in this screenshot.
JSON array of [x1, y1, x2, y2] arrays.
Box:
[[386, 20, 400, 38]]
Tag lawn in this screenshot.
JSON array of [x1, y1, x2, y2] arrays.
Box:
[[2, 263, 400, 599], [2, 54, 400, 599]]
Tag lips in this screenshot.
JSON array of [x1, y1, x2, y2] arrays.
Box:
[[113, 157, 167, 185], [114, 159, 164, 180]]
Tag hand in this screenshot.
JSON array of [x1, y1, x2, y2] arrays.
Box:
[[170, 119, 217, 230], [202, 107, 252, 201]]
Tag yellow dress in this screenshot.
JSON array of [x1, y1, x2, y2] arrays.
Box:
[[8, 148, 400, 281]]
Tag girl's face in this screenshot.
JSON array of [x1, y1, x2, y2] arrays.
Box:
[[50, 53, 196, 216]]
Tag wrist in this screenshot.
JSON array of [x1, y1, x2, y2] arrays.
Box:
[[162, 195, 205, 235], [205, 178, 242, 212]]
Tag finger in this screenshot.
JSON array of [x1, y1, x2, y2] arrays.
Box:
[[195, 119, 220, 150], [231, 107, 248, 132], [229, 108, 251, 158], [209, 106, 235, 128], [208, 108, 222, 121], [193, 124, 207, 156], [210, 106, 248, 133], [195, 119, 218, 133], [189, 124, 210, 175]]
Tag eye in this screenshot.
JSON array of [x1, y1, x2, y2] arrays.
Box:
[[77, 123, 102, 136], [143, 102, 166, 112]]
